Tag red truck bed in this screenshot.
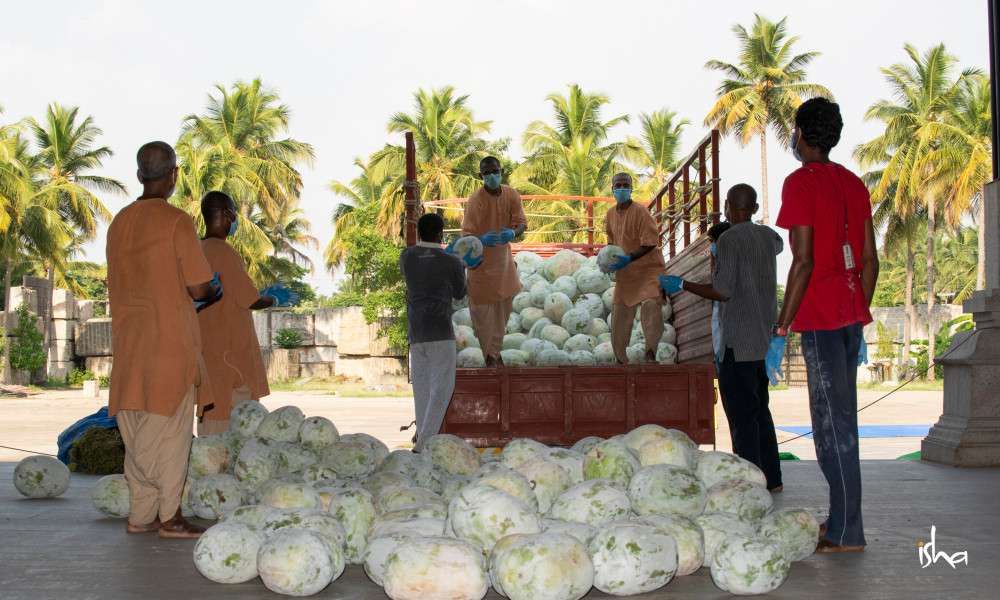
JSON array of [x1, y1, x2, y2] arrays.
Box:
[[441, 363, 716, 447]]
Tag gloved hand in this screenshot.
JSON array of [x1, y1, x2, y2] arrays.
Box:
[[659, 275, 683, 294], [499, 228, 516, 244], [444, 239, 458, 255], [261, 283, 299, 307], [194, 272, 223, 312], [858, 341, 869, 366], [463, 253, 483, 269], [765, 335, 787, 386], [479, 231, 502, 247], [608, 254, 631, 272]]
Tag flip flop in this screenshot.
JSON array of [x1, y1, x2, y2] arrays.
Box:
[[816, 539, 865, 553]]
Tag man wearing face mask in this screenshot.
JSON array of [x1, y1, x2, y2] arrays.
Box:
[[196, 191, 296, 435], [659, 184, 784, 492], [603, 172, 665, 364], [461, 156, 527, 367], [775, 97, 878, 553], [106, 141, 220, 538]]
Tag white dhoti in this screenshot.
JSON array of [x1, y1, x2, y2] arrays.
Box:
[[409, 339, 457, 451]]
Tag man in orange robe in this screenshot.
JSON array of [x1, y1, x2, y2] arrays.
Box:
[[461, 156, 527, 367]]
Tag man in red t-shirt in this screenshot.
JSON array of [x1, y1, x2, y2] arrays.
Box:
[[774, 98, 879, 553]]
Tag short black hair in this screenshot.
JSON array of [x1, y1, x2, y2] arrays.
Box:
[[795, 97, 843, 153], [417, 213, 444, 241], [727, 183, 757, 211], [136, 141, 176, 182], [201, 191, 234, 221], [479, 156, 501, 172], [707, 221, 732, 242]]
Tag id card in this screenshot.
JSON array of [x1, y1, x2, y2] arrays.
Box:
[[842, 243, 855, 270]]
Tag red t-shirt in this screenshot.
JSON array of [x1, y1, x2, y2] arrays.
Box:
[[777, 162, 873, 332]]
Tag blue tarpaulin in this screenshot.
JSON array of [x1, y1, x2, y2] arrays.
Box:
[[56, 407, 117, 465], [777, 425, 931, 439]]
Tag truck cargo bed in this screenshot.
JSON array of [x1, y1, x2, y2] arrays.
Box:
[[441, 363, 715, 447]]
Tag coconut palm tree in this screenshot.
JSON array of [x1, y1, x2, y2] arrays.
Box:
[[623, 109, 689, 199], [368, 87, 496, 236], [855, 43, 978, 379], [260, 202, 317, 267], [704, 14, 831, 224], [325, 157, 390, 269]]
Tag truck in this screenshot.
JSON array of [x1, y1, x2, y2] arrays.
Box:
[[401, 130, 723, 448]]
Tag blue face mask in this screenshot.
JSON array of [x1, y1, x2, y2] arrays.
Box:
[[710, 242, 717, 256], [613, 188, 632, 204], [483, 173, 502, 190], [228, 215, 238, 237]]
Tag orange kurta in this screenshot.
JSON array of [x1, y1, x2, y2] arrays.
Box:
[[106, 198, 214, 417], [197, 238, 270, 421], [605, 201, 666, 307], [461, 185, 527, 305]]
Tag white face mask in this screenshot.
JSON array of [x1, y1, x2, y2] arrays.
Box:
[[791, 130, 804, 163]]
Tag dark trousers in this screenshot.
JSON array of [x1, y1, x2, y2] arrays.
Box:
[[801, 324, 866, 547], [717, 349, 782, 489]]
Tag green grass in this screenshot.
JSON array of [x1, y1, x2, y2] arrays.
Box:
[[269, 379, 413, 397], [859, 380, 943, 392], [768, 384, 789, 391]]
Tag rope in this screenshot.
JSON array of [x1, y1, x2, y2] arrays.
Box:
[[0, 444, 58, 457], [776, 330, 976, 445]]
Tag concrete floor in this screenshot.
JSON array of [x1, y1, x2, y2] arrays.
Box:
[[2, 460, 998, 599]]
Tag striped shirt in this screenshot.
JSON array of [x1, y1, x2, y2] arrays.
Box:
[[712, 221, 783, 362]]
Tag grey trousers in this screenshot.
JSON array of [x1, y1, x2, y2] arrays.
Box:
[[410, 340, 457, 451]]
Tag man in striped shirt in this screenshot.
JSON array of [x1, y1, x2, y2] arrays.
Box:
[[660, 184, 783, 491]]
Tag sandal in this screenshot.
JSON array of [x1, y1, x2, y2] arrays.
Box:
[[126, 518, 161, 534], [158, 510, 205, 539], [816, 539, 865, 553]]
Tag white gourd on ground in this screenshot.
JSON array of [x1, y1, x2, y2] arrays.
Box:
[[194, 522, 264, 584], [256, 406, 306, 443], [379, 504, 448, 521], [327, 488, 377, 564], [711, 535, 790, 595], [564, 334, 597, 353], [656, 343, 678, 364], [230, 400, 269, 437], [696, 451, 768, 489], [92, 473, 130, 517], [627, 464, 707, 517], [597, 332, 612, 345], [370, 517, 447, 539], [383, 537, 489, 600], [593, 342, 616, 364], [457, 347, 486, 368], [297, 416, 339, 452], [583, 438, 641, 488], [512, 292, 532, 313], [568, 350, 596, 365], [536, 348, 570, 366], [640, 514, 706, 576], [575, 293, 605, 319], [501, 349, 530, 366], [521, 339, 557, 364], [597, 245, 628, 273], [570, 436, 604, 455], [515, 457, 572, 514], [339, 433, 389, 467], [697, 512, 757, 565], [540, 324, 571, 348], [221, 504, 281, 531], [448, 482, 541, 552], [626, 344, 647, 364], [542, 250, 587, 281], [425, 434, 480, 476], [506, 312, 522, 334], [704, 479, 774, 522], [453, 235, 484, 263], [259, 481, 323, 511], [575, 267, 611, 295], [301, 464, 339, 485], [530, 281, 553, 308], [622, 424, 670, 454], [453, 295, 469, 311], [490, 532, 594, 600], [546, 448, 585, 484], [543, 292, 574, 323], [660, 323, 677, 345], [363, 533, 414, 586], [503, 333, 527, 350], [585, 318, 610, 337], [189, 435, 232, 477], [455, 325, 480, 350], [637, 429, 699, 470], [376, 485, 446, 514], [519, 307, 545, 331], [321, 439, 380, 479], [266, 511, 347, 561], [257, 529, 338, 596], [500, 438, 551, 470], [271, 442, 318, 474], [602, 286, 616, 312], [661, 302, 673, 321], [552, 275, 579, 300], [515, 251, 544, 271], [541, 518, 597, 545], [13, 455, 70, 498], [528, 317, 554, 339], [757, 508, 820, 562], [452, 307, 473, 328], [547, 479, 631, 526], [561, 308, 591, 336], [522, 273, 547, 292], [588, 522, 678, 596], [190, 474, 245, 519]]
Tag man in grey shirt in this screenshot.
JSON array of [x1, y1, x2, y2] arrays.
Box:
[[660, 184, 783, 491], [399, 213, 475, 451]]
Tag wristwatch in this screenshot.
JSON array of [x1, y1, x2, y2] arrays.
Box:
[[772, 324, 788, 337]]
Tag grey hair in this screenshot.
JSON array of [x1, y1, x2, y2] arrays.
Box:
[[136, 141, 177, 182]]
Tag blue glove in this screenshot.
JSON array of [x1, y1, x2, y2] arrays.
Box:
[[765, 335, 787, 386], [858, 341, 868, 366], [261, 283, 298, 307], [659, 275, 683, 294], [463, 254, 483, 269], [608, 254, 631, 272], [444, 239, 458, 255], [194, 272, 223, 311], [480, 231, 502, 247], [499, 228, 516, 244]]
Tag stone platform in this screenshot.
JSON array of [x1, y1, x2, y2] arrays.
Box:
[[1, 461, 998, 599]]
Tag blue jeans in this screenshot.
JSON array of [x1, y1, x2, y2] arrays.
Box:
[[801, 323, 866, 547]]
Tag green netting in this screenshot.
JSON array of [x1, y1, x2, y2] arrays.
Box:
[[896, 451, 921, 461], [778, 452, 800, 461]]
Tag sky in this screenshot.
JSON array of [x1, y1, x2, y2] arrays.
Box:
[[1, 0, 989, 293]]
